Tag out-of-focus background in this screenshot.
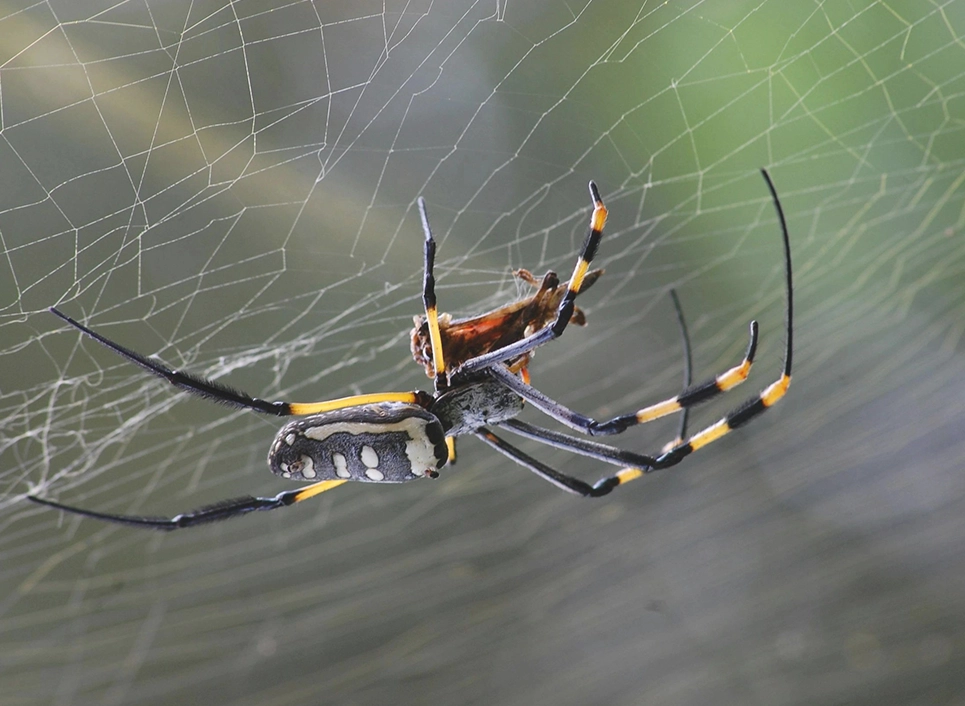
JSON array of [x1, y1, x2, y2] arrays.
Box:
[[2, 2, 964, 704]]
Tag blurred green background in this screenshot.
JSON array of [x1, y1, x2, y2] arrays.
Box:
[[2, 1, 964, 704]]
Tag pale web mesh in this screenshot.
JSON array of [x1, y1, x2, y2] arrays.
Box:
[[2, 2, 964, 704]]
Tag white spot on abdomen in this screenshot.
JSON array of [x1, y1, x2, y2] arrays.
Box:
[[360, 445, 379, 468], [360, 445, 383, 480], [332, 453, 349, 479], [298, 454, 316, 479], [405, 431, 439, 478]]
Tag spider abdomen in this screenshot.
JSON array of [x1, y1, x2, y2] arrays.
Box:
[[268, 403, 449, 483]]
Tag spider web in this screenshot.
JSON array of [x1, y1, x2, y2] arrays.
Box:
[[3, 1, 965, 704]]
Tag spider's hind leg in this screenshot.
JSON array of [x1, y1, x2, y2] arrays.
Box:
[[49, 308, 428, 418], [27, 479, 347, 531], [474, 428, 641, 498]]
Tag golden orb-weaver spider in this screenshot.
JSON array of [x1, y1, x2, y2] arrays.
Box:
[[28, 170, 792, 530]]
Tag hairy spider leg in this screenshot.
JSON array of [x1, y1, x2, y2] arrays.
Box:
[[483, 319, 757, 435], [47, 308, 428, 417], [29, 480, 348, 531], [495, 418, 656, 468], [418, 196, 457, 459]]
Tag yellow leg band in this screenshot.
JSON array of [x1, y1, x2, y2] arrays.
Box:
[[425, 306, 447, 378], [568, 258, 591, 293], [688, 419, 731, 451], [635, 398, 682, 423], [292, 480, 348, 502], [616, 468, 645, 484], [716, 359, 752, 391], [289, 392, 420, 416], [762, 374, 791, 407], [591, 204, 608, 231]]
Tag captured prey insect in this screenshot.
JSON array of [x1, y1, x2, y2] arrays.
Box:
[[410, 265, 603, 380], [411, 263, 603, 461], [28, 170, 793, 531]]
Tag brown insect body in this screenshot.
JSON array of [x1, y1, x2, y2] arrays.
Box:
[[410, 267, 603, 379]]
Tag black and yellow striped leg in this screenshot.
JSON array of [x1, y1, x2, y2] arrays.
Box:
[[417, 197, 449, 391], [592, 319, 758, 435], [417, 196, 455, 461], [648, 373, 790, 469], [652, 168, 793, 469], [49, 308, 428, 417], [481, 320, 757, 436], [456, 181, 607, 377], [474, 429, 640, 497], [478, 168, 792, 494], [28, 479, 347, 531]]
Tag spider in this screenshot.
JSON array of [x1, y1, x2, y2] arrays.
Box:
[[28, 170, 792, 531]]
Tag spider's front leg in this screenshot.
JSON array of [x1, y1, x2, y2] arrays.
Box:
[[483, 319, 758, 437], [417, 196, 449, 391], [455, 181, 607, 379], [482, 168, 793, 481]]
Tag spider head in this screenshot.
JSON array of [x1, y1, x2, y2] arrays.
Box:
[[430, 379, 524, 437]]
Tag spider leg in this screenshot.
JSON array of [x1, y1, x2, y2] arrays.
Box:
[[485, 167, 791, 471], [456, 181, 607, 377], [496, 418, 656, 468], [474, 428, 636, 497], [650, 168, 792, 469], [497, 286, 690, 466], [417, 197, 449, 389], [668, 288, 693, 449], [50, 308, 426, 416], [418, 196, 459, 461], [482, 321, 757, 436], [27, 480, 347, 531]]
